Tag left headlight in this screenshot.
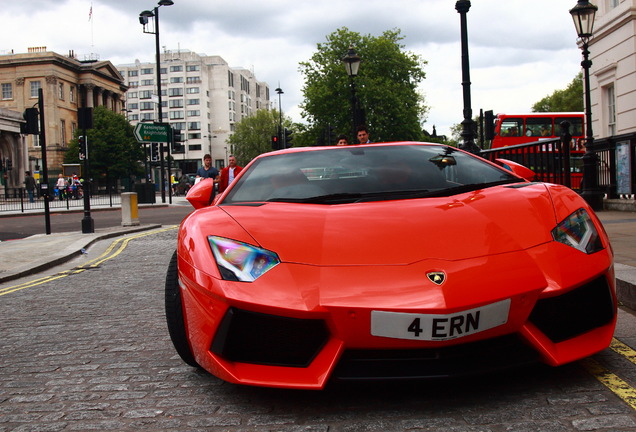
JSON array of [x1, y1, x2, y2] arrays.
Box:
[[208, 236, 280, 282], [551, 208, 604, 254]]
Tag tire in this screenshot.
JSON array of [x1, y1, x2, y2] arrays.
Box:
[[165, 250, 199, 367]]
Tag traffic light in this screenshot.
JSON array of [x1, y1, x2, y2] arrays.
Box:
[[172, 129, 184, 153], [0, 159, 3, 171], [21, 108, 39, 135], [6, 159, 12, 171], [150, 143, 160, 162], [78, 107, 93, 130], [271, 135, 281, 150], [284, 128, 293, 148], [78, 136, 87, 160], [484, 110, 495, 141]]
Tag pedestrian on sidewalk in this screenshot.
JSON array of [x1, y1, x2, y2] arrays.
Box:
[[24, 171, 36, 203]]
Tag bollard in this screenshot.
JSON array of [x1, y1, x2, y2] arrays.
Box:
[[121, 192, 140, 227]]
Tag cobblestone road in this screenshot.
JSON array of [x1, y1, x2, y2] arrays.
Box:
[[1, 228, 636, 431]]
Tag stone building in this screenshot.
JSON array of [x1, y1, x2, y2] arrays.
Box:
[[0, 47, 127, 185]]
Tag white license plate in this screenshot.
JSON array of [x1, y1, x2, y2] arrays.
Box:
[[371, 299, 511, 341]]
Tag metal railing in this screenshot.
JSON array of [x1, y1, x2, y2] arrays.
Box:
[[589, 132, 636, 199], [480, 132, 636, 201], [480, 137, 583, 190], [0, 186, 122, 213]]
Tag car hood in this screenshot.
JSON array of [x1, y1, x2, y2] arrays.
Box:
[[218, 184, 558, 266]]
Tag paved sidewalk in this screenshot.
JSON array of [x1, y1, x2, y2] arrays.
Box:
[[1, 202, 636, 309]]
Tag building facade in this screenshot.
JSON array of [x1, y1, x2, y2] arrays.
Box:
[[589, 0, 636, 138], [117, 49, 271, 175], [0, 47, 127, 186]]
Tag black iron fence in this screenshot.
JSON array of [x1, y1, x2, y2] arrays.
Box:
[[0, 184, 122, 213], [481, 132, 636, 200]]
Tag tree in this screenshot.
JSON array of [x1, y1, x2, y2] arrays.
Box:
[[65, 106, 144, 181], [532, 73, 584, 112], [228, 109, 288, 164], [299, 27, 428, 144]]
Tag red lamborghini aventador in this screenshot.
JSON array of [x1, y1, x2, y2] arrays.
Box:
[[165, 142, 616, 389]]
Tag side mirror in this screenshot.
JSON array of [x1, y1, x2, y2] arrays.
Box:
[[494, 158, 536, 182], [186, 178, 214, 209]]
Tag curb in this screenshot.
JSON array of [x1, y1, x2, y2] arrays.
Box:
[[0, 224, 162, 284]]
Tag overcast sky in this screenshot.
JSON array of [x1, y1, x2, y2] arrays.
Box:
[[1, 0, 584, 137]]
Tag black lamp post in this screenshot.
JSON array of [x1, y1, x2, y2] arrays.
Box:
[[140, 0, 173, 204], [275, 86, 283, 146], [342, 46, 362, 142], [570, 0, 603, 211], [455, 0, 479, 154]]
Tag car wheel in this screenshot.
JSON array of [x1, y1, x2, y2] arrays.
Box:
[[165, 250, 199, 367]]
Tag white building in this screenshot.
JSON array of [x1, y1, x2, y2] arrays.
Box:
[[117, 49, 271, 174], [589, 0, 636, 138]]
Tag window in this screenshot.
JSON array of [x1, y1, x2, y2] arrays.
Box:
[[186, 65, 200, 72], [187, 110, 200, 117], [186, 87, 200, 94], [128, 92, 138, 99], [141, 79, 154, 86], [186, 76, 200, 83], [60, 120, 66, 144], [188, 133, 201, 139], [170, 77, 183, 83], [188, 144, 202, 151], [172, 122, 186, 130], [607, 85, 616, 136], [188, 121, 201, 130], [128, 70, 138, 77], [128, 103, 139, 110], [169, 99, 184, 108], [160, 67, 167, 75], [129, 81, 139, 88], [141, 68, 153, 75], [170, 111, 184, 119], [130, 114, 139, 121], [499, 118, 523, 137], [58, 82, 64, 100], [140, 102, 154, 110], [140, 90, 153, 99], [1, 83, 12, 99], [30, 81, 41, 98], [168, 88, 184, 97], [141, 113, 154, 121], [525, 118, 552, 137], [170, 65, 183, 72], [187, 98, 200, 105], [69, 86, 75, 103]]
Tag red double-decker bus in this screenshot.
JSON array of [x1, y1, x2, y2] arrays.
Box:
[[484, 112, 586, 189], [490, 112, 584, 149]]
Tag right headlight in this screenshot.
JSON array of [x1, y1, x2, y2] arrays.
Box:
[[208, 236, 280, 282], [551, 208, 604, 254]]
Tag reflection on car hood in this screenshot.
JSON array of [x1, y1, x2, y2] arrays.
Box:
[[219, 184, 557, 266]]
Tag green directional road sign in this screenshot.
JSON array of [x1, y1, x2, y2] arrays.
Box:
[[134, 123, 170, 143]]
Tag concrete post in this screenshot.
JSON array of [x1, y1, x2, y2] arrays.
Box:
[[121, 192, 139, 227]]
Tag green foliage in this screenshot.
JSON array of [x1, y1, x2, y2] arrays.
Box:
[[228, 109, 288, 164], [64, 106, 144, 179], [532, 73, 584, 112], [299, 27, 428, 144]]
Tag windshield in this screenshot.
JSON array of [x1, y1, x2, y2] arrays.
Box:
[[222, 144, 522, 205]]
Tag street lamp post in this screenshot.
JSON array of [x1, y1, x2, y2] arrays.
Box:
[[342, 46, 362, 142], [275, 86, 283, 146], [455, 0, 479, 154], [570, 0, 603, 211], [140, 0, 173, 204]]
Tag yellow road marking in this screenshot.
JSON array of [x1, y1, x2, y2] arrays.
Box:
[[0, 226, 178, 297], [610, 338, 636, 366], [580, 356, 636, 410]]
